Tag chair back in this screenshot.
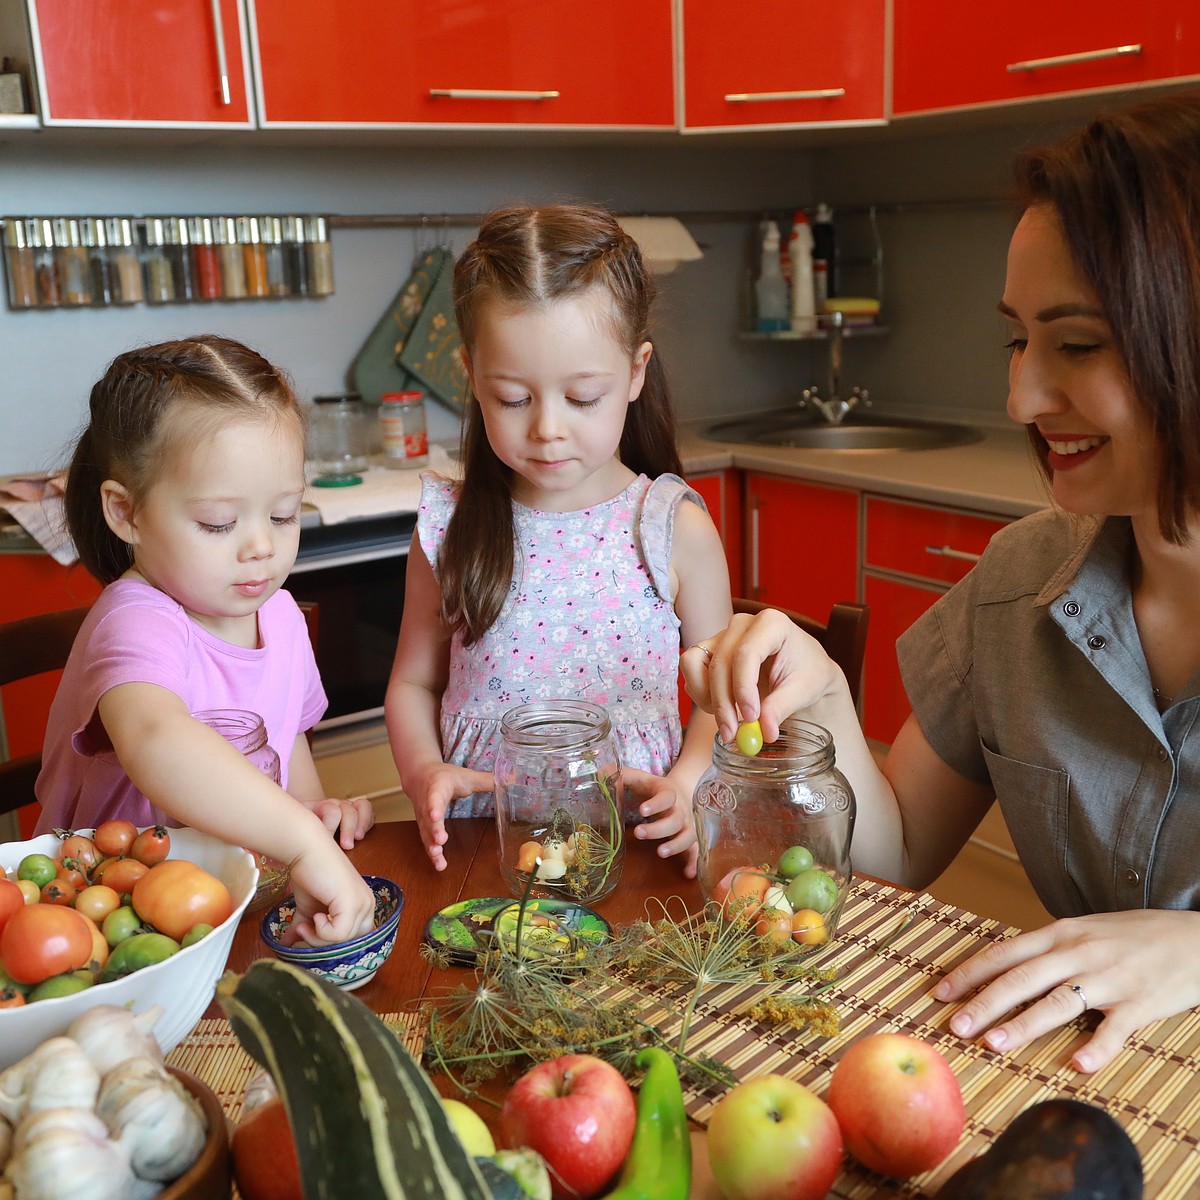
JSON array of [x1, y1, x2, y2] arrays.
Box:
[[731, 597, 870, 709]]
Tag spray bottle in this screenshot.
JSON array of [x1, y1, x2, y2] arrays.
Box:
[[754, 221, 789, 332], [788, 211, 816, 334]]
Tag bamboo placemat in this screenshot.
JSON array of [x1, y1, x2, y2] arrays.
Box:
[[604, 878, 1200, 1199]]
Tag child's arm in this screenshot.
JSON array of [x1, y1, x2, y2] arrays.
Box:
[[97, 681, 375, 944], [286, 733, 375, 850], [385, 533, 493, 871], [627, 499, 733, 876]]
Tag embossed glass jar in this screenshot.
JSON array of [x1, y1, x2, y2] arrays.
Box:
[[693, 718, 855, 947], [494, 700, 624, 905]]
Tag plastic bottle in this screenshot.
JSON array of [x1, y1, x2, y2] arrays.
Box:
[[788, 212, 816, 335], [813, 203, 837, 306], [754, 221, 788, 333]]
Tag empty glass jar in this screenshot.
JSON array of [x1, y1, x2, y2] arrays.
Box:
[[693, 718, 855, 949], [494, 700, 625, 905], [309, 393, 371, 483]]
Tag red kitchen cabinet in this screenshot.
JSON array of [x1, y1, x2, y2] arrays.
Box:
[[893, 0, 1200, 116], [744, 473, 859, 622], [0, 553, 101, 837], [251, 0, 674, 127], [680, 0, 886, 131], [28, 0, 254, 126], [686, 469, 743, 596], [860, 497, 1008, 743]]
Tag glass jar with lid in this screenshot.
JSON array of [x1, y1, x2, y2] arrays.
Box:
[[494, 699, 625, 905], [693, 717, 855, 949], [309, 392, 371, 484]]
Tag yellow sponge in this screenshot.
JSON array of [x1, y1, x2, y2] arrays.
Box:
[[822, 297, 880, 315]]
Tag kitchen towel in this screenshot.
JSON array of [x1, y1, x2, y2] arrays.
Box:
[[302, 445, 457, 525], [618, 215, 704, 274], [0, 473, 76, 564]]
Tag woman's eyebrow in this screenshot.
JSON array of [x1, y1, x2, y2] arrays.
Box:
[[996, 300, 1105, 321]]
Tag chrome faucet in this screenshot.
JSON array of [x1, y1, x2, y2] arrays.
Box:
[[797, 310, 870, 425]]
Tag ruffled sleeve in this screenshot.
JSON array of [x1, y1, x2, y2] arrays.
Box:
[[637, 473, 707, 603], [416, 472, 460, 581]]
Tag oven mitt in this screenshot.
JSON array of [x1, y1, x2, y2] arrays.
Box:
[[348, 246, 458, 407], [396, 247, 470, 417]]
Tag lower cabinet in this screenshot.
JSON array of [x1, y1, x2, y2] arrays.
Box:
[[686, 469, 743, 597]]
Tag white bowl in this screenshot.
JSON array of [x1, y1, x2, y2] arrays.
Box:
[[0, 826, 257, 1070]]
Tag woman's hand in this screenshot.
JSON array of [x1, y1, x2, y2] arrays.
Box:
[[934, 908, 1200, 1072], [285, 840, 376, 946], [306, 796, 376, 850], [622, 767, 698, 877], [407, 761, 494, 872]]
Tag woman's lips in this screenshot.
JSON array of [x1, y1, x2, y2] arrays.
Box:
[[1042, 433, 1108, 471]]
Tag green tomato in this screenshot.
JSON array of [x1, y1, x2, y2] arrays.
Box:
[[99, 931, 180, 982], [784, 868, 839, 915], [181, 923, 215, 948], [29, 970, 94, 1002], [102, 904, 143, 948], [776, 845, 815, 879], [0, 963, 30, 996], [735, 720, 764, 756], [17, 853, 58, 889]]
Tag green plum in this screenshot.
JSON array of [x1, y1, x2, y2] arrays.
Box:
[[776, 845, 815, 879], [784, 868, 839, 915], [735, 721, 764, 756]]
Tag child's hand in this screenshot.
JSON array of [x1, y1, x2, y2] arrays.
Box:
[[285, 840, 376, 946], [307, 796, 376, 850], [622, 767, 699, 878], [408, 762, 494, 872]]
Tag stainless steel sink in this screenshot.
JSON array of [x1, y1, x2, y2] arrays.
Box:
[[702, 410, 985, 451]]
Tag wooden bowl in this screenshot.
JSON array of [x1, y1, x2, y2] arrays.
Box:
[[161, 1067, 232, 1200]]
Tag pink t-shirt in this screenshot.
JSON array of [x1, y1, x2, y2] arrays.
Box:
[[34, 578, 326, 834]]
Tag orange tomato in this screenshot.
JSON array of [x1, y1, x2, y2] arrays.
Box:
[[131, 860, 233, 942], [516, 841, 543, 873], [232, 1097, 302, 1200], [40, 879, 77, 907], [130, 825, 172, 866], [0, 878, 22, 935], [754, 908, 794, 947], [791, 908, 829, 945], [0, 903, 93, 984], [75, 884, 122, 925], [58, 833, 102, 874], [712, 866, 771, 920], [77, 911, 110, 969], [92, 819, 139, 858], [95, 856, 150, 896]]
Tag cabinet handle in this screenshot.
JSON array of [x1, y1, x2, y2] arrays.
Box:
[[209, 0, 232, 106], [725, 88, 846, 103], [428, 88, 561, 101], [750, 502, 761, 599], [1006, 44, 1141, 73], [925, 544, 982, 564]]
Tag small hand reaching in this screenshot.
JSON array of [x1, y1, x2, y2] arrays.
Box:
[[408, 761, 494, 871], [308, 795, 376, 850], [284, 838, 376, 947], [622, 766, 698, 877]]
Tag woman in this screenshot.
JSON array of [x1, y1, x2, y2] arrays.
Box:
[[684, 89, 1200, 1074]]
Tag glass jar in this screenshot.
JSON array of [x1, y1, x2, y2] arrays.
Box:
[[239, 215, 269, 298], [309, 393, 371, 483], [192, 708, 288, 910], [142, 217, 175, 304], [494, 700, 624, 905], [262, 215, 290, 297], [379, 390, 429, 469], [54, 216, 90, 305], [215, 215, 247, 299], [105, 217, 144, 305], [30, 218, 61, 307], [693, 718, 855, 948], [189, 216, 222, 300], [2, 216, 37, 309], [80, 216, 113, 306], [283, 214, 309, 296], [304, 214, 334, 296]]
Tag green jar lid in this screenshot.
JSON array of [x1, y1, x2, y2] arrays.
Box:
[[312, 474, 363, 487]]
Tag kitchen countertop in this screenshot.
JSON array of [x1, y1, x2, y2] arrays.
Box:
[[678, 417, 1049, 520]]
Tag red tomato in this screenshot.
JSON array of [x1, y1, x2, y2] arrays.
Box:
[[0, 879, 23, 935], [132, 860, 233, 942], [233, 1098, 302, 1200], [93, 819, 139, 858], [95, 857, 149, 895], [0, 989, 25, 1008], [130, 825, 172, 866], [55, 863, 88, 890], [0, 904, 94, 984], [40, 880, 77, 907], [58, 834, 101, 874], [77, 912, 109, 970]]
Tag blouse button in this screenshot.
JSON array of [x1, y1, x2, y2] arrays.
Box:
[[1064, 601, 1081, 616], [1088, 635, 1107, 650], [1123, 868, 1141, 886], [1157, 746, 1168, 761]]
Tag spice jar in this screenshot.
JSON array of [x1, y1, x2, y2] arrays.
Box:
[[2, 217, 37, 309], [215, 215, 247, 299], [309, 393, 372, 483], [164, 216, 196, 301], [105, 217, 144, 304], [494, 700, 625, 905], [693, 718, 855, 948], [239, 216, 269, 298], [379, 390, 429, 469], [283, 214, 309, 296], [79, 217, 113, 306], [30, 218, 60, 307], [142, 217, 175, 304], [189, 216, 222, 300], [54, 217, 90, 305], [262, 215, 290, 296], [192, 709, 288, 908], [304, 215, 334, 296]]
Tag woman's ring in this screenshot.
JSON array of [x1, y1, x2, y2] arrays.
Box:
[[692, 643, 713, 662], [1067, 982, 1088, 1012]]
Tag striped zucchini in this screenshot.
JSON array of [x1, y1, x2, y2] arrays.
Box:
[[217, 960, 493, 1200]]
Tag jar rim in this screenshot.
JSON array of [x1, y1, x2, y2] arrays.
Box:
[[712, 716, 835, 777], [499, 699, 613, 750], [192, 707, 268, 753]]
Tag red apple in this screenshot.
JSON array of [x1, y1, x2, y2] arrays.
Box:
[[706, 1074, 843, 1200], [499, 1054, 636, 1200], [827, 1032, 965, 1177]]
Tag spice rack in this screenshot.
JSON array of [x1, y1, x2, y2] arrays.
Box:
[[0, 213, 335, 311]]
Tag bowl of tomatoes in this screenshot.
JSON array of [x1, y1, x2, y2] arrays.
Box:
[[0, 824, 258, 1070]]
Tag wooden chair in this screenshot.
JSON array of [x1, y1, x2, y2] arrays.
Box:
[[0, 607, 90, 818], [731, 597, 870, 709]]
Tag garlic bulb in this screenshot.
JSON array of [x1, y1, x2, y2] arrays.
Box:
[[4, 1108, 140, 1200], [0, 1114, 10, 1171], [97, 1058, 207, 1182], [67, 1005, 164, 1077], [0, 1038, 100, 1125]]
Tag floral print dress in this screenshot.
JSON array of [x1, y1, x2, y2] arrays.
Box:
[[418, 472, 703, 818]]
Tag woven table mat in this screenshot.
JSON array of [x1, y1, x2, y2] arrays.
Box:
[[606, 877, 1200, 1199]]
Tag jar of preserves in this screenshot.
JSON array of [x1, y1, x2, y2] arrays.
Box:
[[693, 717, 855, 949], [494, 700, 624, 905], [379, 390, 429, 469]]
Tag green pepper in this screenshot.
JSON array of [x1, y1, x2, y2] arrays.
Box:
[[605, 1046, 691, 1200], [99, 931, 180, 982]]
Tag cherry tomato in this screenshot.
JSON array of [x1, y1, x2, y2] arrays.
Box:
[[0, 903, 93, 984], [95, 857, 150, 896], [17, 853, 57, 889], [15, 880, 39, 905], [130, 825, 172, 866], [92, 819, 139, 858], [0, 879, 23, 936], [77, 912, 109, 969], [40, 879, 77, 907], [75, 884, 122, 925], [59, 833, 102, 874], [233, 1098, 302, 1200], [131, 860, 233, 942], [55, 862, 88, 890], [0, 988, 25, 1008], [102, 904, 143, 948]]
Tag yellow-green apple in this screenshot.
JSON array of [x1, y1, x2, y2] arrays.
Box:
[[440, 1097, 495, 1156], [499, 1054, 636, 1200], [827, 1032, 965, 1177], [706, 1074, 843, 1200]]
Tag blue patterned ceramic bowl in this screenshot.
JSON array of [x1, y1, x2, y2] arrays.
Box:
[[258, 875, 404, 990]]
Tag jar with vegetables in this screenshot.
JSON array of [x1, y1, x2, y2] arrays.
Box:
[[693, 717, 856, 950]]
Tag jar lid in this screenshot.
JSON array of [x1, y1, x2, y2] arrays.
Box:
[[304, 215, 329, 242], [313, 392, 363, 405], [104, 216, 136, 248], [3, 218, 29, 250], [381, 390, 425, 404]]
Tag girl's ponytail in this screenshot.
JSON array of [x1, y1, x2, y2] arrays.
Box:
[[621, 346, 682, 479], [65, 427, 131, 584]]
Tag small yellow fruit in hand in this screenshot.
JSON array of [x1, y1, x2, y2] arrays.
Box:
[[441, 1097, 496, 1156], [735, 720, 764, 756]]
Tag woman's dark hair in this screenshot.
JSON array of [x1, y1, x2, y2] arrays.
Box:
[[66, 335, 303, 583], [1014, 89, 1200, 543], [441, 203, 683, 643]]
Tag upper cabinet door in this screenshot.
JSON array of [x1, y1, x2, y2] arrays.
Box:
[[680, 0, 886, 131], [250, 0, 675, 128], [894, 0, 1200, 115], [29, 0, 254, 126]]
